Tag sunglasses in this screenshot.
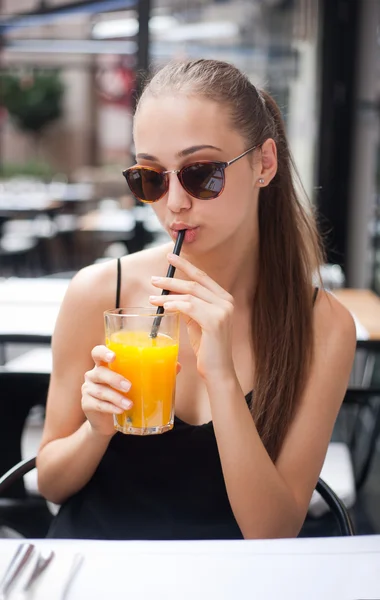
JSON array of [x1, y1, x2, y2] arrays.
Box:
[[122, 145, 258, 203]]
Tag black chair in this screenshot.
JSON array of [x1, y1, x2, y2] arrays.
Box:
[[0, 457, 37, 494], [340, 340, 380, 492], [0, 371, 50, 487], [0, 370, 52, 538], [0, 456, 354, 538], [0, 457, 53, 538], [0, 234, 40, 277], [300, 340, 380, 537], [314, 478, 355, 536], [341, 387, 380, 491]]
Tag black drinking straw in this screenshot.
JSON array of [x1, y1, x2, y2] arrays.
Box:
[[150, 229, 186, 338]]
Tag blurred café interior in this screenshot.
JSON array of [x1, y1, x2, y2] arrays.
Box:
[[0, 0, 380, 542]]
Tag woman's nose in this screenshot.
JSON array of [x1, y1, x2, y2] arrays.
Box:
[[166, 173, 192, 213]]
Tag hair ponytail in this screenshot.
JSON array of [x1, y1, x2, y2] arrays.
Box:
[[251, 90, 322, 459]]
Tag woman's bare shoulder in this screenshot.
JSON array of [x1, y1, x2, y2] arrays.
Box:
[[51, 244, 171, 362], [63, 243, 172, 310], [64, 259, 119, 310], [313, 287, 356, 352]]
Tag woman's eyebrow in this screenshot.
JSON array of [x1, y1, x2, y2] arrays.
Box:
[[136, 152, 158, 161], [177, 145, 222, 157], [136, 145, 222, 162]]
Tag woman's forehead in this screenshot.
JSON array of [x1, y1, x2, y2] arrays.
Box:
[[133, 94, 238, 151]]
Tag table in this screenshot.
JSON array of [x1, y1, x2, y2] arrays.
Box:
[[79, 208, 135, 233], [334, 288, 380, 340], [0, 184, 94, 208], [49, 183, 94, 203], [0, 536, 379, 599], [0, 277, 70, 305], [0, 304, 60, 344], [0, 198, 63, 221], [0, 278, 70, 345]]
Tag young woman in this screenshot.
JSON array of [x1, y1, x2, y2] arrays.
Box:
[[37, 59, 356, 540]]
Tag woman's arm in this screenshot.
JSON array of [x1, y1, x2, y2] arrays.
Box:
[[37, 265, 131, 505], [206, 294, 355, 538], [38, 420, 112, 505], [150, 255, 356, 538]]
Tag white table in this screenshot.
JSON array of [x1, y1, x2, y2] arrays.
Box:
[[0, 278, 70, 343], [0, 536, 379, 600], [79, 209, 135, 233], [0, 304, 60, 342], [0, 278, 70, 305]]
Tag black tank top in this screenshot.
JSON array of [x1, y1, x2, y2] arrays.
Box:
[[48, 260, 319, 540]]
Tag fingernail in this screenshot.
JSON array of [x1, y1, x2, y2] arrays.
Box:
[[121, 399, 132, 409], [149, 295, 158, 301], [151, 276, 161, 282], [106, 352, 115, 361], [120, 380, 131, 391]]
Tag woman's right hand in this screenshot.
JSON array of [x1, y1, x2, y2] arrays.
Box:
[[81, 345, 133, 438]]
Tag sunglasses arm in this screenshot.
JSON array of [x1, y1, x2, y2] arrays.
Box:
[[226, 144, 258, 167]]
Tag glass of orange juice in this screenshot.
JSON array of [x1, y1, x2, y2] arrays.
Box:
[[104, 308, 180, 435]]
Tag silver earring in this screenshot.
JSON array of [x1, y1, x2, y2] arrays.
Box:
[[258, 178, 265, 184]]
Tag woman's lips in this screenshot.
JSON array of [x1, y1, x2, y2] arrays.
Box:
[[171, 228, 199, 243]]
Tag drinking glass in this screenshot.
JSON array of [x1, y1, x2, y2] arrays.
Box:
[[104, 308, 180, 435]]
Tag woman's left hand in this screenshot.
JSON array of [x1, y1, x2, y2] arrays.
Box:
[[149, 253, 235, 381]]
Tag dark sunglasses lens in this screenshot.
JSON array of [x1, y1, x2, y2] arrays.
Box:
[[125, 168, 166, 203], [181, 163, 225, 199]]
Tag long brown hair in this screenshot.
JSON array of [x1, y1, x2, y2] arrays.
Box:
[[137, 59, 324, 461]]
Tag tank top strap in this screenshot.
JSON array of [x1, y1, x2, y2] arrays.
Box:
[[116, 258, 121, 309]]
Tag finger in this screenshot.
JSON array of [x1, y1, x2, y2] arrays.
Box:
[[151, 276, 223, 305], [83, 381, 133, 411], [82, 395, 124, 415], [86, 365, 131, 393], [91, 345, 116, 367], [150, 293, 205, 308], [166, 253, 233, 302], [163, 297, 228, 330], [150, 295, 233, 323]]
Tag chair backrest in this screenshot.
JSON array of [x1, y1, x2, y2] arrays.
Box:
[[315, 478, 355, 536], [0, 457, 36, 495], [0, 457, 355, 537], [0, 457, 52, 538], [0, 371, 49, 497], [343, 388, 380, 490], [340, 339, 380, 491]]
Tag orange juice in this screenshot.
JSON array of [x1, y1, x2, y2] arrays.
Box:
[[107, 330, 178, 435]]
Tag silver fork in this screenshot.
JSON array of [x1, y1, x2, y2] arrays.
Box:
[[15, 548, 55, 598], [0, 543, 35, 600]]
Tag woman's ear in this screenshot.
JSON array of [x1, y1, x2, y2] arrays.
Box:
[[255, 138, 278, 188]]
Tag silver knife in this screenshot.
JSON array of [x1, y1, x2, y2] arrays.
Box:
[[0, 543, 35, 599], [61, 553, 84, 600]]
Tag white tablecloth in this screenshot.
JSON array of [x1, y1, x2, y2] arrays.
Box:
[[0, 278, 70, 341], [0, 536, 379, 600], [0, 278, 70, 305], [0, 304, 60, 339]]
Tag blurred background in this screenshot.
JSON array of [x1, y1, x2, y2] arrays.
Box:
[[0, 0, 378, 285], [1, 0, 380, 539]]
